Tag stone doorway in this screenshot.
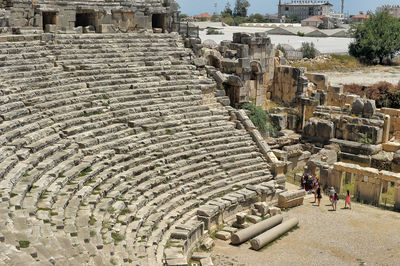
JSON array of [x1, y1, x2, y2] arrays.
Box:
[[152, 14, 166, 32], [42, 12, 57, 31], [75, 10, 97, 31], [207, 55, 221, 69]]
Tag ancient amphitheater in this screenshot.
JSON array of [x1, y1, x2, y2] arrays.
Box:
[[1, 0, 400, 266]]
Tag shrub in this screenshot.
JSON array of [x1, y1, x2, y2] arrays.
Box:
[[19, 241, 30, 248], [301, 42, 318, 59], [276, 44, 287, 58], [343, 81, 400, 108], [297, 31, 305, 37], [242, 103, 267, 133], [359, 133, 373, 144], [206, 29, 223, 35], [241, 103, 279, 137]]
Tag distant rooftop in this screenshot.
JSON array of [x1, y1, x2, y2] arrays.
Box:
[[280, 1, 333, 6]]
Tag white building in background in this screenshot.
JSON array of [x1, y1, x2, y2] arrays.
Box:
[[278, 1, 334, 21]]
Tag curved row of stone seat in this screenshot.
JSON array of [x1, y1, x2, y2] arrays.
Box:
[[0, 33, 274, 265]]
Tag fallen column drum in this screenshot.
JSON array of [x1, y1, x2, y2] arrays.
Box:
[[250, 217, 299, 250], [231, 214, 283, 245]]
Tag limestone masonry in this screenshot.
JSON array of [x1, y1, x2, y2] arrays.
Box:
[[0, 0, 399, 265]]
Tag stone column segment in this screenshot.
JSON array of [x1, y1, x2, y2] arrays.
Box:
[[231, 214, 283, 245], [250, 217, 299, 251]]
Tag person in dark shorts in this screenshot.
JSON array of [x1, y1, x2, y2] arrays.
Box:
[[316, 185, 322, 206]]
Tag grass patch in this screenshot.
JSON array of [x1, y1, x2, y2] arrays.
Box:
[[18, 240, 30, 248], [120, 208, 130, 216], [206, 29, 224, 35], [210, 224, 225, 240], [89, 216, 97, 226], [90, 230, 96, 237], [79, 168, 93, 177], [291, 54, 363, 72], [107, 207, 116, 214], [10, 193, 17, 198], [23, 172, 30, 177], [381, 185, 395, 206], [58, 172, 65, 178], [285, 168, 304, 186], [166, 129, 174, 135], [111, 232, 124, 244]]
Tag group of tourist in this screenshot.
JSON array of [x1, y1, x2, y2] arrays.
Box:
[[301, 173, 351, 211]]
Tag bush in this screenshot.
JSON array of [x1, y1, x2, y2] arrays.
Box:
[[206, 29, 223, 35], [297, 31, 305, 37], [241, 103, 278, 137], [343, 81, 400, 108], [359, 133, 373, 144], [301, 42, 318, 59], [276, 44, 287, 58]]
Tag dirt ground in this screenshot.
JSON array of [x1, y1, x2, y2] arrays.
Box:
[[211, 184, 400, 266], [316, 66, 400, 87]]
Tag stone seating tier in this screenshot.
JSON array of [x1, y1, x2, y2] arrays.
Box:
[[0, 33, 273, 265]]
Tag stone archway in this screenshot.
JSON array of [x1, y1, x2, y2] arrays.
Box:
[[206, 55, 221, 69], [223, 75, 247, 108], [249, 61, 264, 105]]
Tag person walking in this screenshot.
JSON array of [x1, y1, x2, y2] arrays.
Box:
[[345, 190, 352, 210], [316, 185, 322, 206], [332, 192, 339, 211], [329, 187, 336, 203]]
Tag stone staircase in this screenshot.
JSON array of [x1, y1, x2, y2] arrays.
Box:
[[0, 32, 274, 265]]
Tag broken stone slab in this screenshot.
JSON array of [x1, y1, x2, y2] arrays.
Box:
[[200, 257, 214, 266], [222, 226, 238, 234], [197, 205, 219, 217], [245, 214, 261, 224], [235, 212, 246, 224], [191, 252, 210, 261], [215, 231, 231, 241], [254, 202, 269, 216], [269, 207, 282, 216], [231, 214, 283, 245], [201, 237, 214, 251], [165, 258, 188, 266]]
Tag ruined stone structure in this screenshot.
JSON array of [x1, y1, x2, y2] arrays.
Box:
[[1, 1, 400, 263], [0, 29, 286, 266], [0, 0, 179, 34], [188, 32, 275, 107]]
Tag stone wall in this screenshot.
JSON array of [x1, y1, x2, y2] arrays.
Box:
[[1, 0, 179, 33], [379, 108, 400, 139], [271, 66, 308, 105], [325, 162, 400, 209], [303, 102, 385, 145]]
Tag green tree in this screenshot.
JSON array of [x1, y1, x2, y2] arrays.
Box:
[[211, 14, 220, 22], [233, 0, 250, 17], [288, 14, 300, 23], [349, 12, 400, 65], [248, 13, 265, 23], [223, 1, 233, 16], [301, 42, 318, 59]]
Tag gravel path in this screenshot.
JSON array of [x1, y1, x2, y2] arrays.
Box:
[[211, 187, 400, 266]]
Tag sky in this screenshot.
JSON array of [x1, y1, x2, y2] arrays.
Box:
[[176, 0, 400, 16]]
